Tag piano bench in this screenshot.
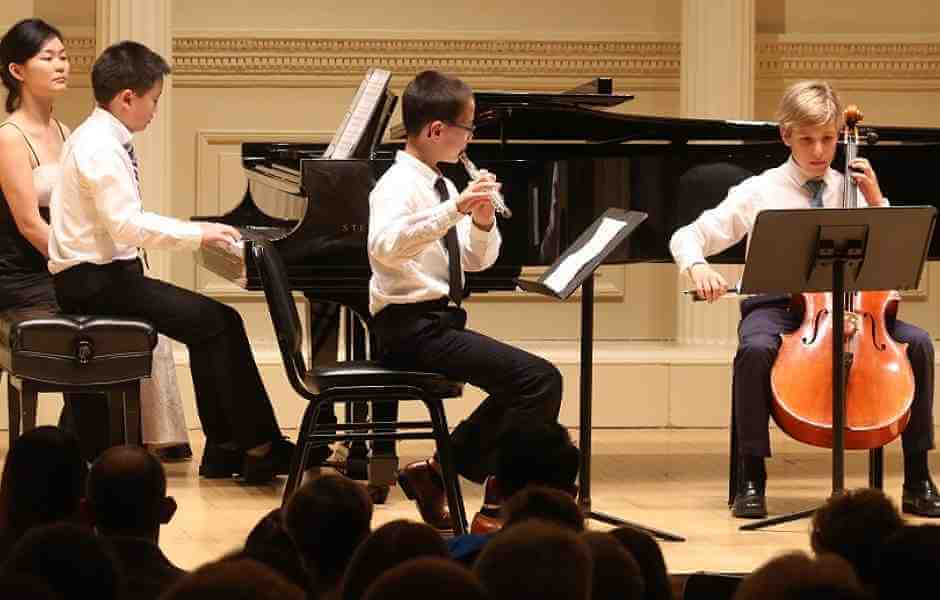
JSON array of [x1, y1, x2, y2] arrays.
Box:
[[0, 308, 157, 450]]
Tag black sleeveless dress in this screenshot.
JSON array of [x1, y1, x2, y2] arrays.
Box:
[[0, 121, 63, 311]]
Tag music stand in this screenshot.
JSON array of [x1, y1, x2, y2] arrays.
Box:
[[517, 208, 685, 542], [734, 206, 937, 531]]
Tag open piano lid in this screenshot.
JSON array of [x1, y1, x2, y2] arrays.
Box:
[[389, 77, 940, 145]]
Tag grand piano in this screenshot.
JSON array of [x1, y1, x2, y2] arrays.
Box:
[[195, 77, 940, 492]]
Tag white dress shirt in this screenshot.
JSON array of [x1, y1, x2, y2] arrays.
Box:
[[48, 107, 202, 274], [368, 150, 501, 316], [669, 156, 886, 274]]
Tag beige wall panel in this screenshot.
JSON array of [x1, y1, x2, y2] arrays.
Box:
[[172, 0, 681, 36], [35, 0, 94, 28], [670, 364, 733, 428], [758, 0, 940, 34]]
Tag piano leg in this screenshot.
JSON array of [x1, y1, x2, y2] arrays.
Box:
[[344, 307, 397, 503]]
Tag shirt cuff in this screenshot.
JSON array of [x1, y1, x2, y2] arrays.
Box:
[[182, 222, 204, 251], [442, 199, 464, 228], [677, 254, 706, 275]]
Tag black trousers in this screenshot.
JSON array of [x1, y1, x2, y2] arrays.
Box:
[[53, 259, 281, 451], [373, 300, 563, 484], [734, 295, 935, 458]]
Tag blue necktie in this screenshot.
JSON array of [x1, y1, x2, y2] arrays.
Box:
[[805, 178, 825, 208], [124, 142, 148, 268], [434, 178, 463, 306]]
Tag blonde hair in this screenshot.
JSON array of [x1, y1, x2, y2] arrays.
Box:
[[776, 80, 843, 134]]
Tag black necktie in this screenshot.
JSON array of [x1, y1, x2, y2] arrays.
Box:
[[805, 178, 825, 208], [434, 177, 462, 306], [124, 142, 140, 191]]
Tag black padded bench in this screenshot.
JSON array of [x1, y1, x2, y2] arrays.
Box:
[[0, 308, 157, 449]]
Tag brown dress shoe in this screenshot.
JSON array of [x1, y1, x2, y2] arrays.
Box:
[[398, 458, 452, 530], [470, 476, 504, 534]]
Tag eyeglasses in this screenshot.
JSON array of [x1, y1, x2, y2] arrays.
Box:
[[447, 121, 476, 135]]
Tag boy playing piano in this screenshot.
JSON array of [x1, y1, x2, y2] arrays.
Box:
[[49, 41, 294, 484]]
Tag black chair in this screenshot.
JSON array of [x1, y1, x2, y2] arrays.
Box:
[[251, 241, 469, 534]]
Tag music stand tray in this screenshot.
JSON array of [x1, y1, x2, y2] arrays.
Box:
[[517, 208, 685, 542], [736, 206, 937, 531]]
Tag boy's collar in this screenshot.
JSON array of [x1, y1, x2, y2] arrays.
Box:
[[91, 105, 133, 145], [787, 154, 832, 186], [396, 149, 440, 186]]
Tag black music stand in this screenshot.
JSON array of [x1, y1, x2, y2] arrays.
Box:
[[517, 208, 685, 542], [735, 206, 936, 531]]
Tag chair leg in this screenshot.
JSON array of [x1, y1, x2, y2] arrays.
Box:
[[123, 382, 142, 446], [20, 380, 37, 434], [729, 394, 739, 507], [7, 375, 20, 447], [426, 396, 467, 535], [108, 392, 125, 446], [869, 447, 884, 490], [282, 403, 316, 506]]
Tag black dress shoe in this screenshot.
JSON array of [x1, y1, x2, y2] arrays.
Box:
[[732, 479, 767, 519], [397, 458, 452, 530], [903, 479, 940, 517], [151, 443, 193, 463], [242, 438, 296, 485], [199, 444, 245, 478]]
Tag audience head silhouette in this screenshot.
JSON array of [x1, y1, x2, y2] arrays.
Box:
[[0, 426, 86, 543], [85, 445, 176, 540], [475, 519, 593, 600], [342, 519, 449, 600], [810, 488, 904, 585], [362, 557, 485, 600], [733, 551, 867, 600], [502, 485, 584, 532], [2, 522, 120, 600], [161, 557, 305, 600], [495, 421, 580, 499], [284, 473, 373, 591], [609, 526, 672, 600], [581, 531, 645, 600]]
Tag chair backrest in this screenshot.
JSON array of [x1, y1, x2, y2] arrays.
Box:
[[251, 241, 309, 393]]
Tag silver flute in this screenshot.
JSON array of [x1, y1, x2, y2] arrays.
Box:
[[458, 153, 512, 218]]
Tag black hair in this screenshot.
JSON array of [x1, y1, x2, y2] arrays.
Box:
[[0, 426, 86, 541], [495, 421, 580, 498], [0, 19, 64, 114], [401, 70, 473, 137], [2, 522, 121, 600], [91, 40, 170, 105], [86, 445, 167, 536]]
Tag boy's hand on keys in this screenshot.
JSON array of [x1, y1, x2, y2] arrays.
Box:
[[198, 222, 242, 249]]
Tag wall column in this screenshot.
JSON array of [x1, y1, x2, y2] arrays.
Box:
[[677, 0, 755, 345]]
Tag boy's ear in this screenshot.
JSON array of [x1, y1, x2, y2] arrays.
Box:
[[118, 88, 135, 108], [779, 125, 792, 147], [427, 120, 444, 139]]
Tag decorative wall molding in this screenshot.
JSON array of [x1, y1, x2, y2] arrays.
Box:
[[170, 32, 681, 88], [70, 31, 940, 90], [757, 35, 940, 89], [64, 37, 96, 84]]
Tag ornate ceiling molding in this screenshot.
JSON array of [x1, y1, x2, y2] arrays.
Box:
[[170, 34, 681, 87]]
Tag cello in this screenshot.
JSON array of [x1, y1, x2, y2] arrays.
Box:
[[769, 105, 915, 450]]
